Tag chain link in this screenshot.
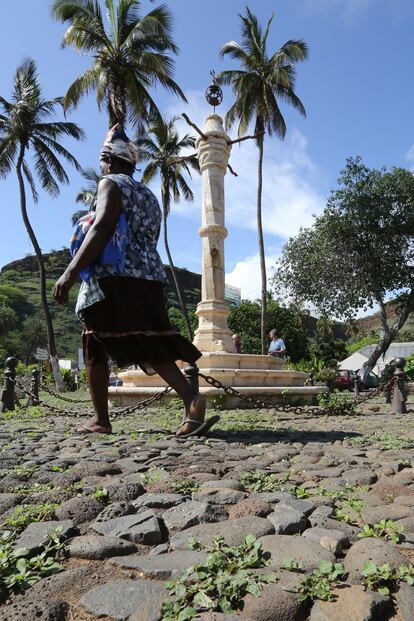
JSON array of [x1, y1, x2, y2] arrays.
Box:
[[199, 372, 319, 415], [354, 375, 397, 405], [40, 382, 92, 404]]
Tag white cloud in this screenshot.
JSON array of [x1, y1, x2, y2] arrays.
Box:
[[225, 252, 280, 301], [406, 144, 414, 160]]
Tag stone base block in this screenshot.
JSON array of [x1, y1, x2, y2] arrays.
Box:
[[108, 385, 323, 409]]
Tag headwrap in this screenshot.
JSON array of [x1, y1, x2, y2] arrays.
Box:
[[100, 123, 139, 165]]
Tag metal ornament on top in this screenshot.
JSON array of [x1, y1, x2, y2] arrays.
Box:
[[205, 70, 223, 112]]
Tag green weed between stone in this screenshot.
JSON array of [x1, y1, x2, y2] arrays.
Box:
[[362, 562, 414, 595], [2, 503, 59, 532], [240, 471, 289, 493], [0, 527, 65, 593], [161, 534, 276, 621], [92, 487, 109, 503], [171, 480, 200, 495], [357, 520, 404, 544], [284, 560, 345, 602]]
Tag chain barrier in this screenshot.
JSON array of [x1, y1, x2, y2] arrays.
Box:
[[199, 372, 320, 415], [354, 376, 397, 405], [8, 369, 400, 421], [40, 382, 92, 404], [13, 377, 172, 418]]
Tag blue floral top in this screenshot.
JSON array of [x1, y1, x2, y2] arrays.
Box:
[[94, 173, 168, 283]]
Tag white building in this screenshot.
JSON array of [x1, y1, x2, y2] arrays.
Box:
[[340, 342, 414, 375]]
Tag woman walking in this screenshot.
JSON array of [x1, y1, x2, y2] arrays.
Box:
[[54, 125, 218, 437]]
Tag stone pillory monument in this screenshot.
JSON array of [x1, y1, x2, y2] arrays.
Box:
[[110, 77, 318, 408]]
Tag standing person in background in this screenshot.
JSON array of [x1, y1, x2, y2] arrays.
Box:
[[268, 329, 286, 359], [232, 334, 241, 354], [54, 124, 219, 438]]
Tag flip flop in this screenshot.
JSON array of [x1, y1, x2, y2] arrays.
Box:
[[176, 415, 220, 438], [75, 424, 112, 435]]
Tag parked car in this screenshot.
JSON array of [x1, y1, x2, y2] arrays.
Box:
[[333, 369, 354, 391]]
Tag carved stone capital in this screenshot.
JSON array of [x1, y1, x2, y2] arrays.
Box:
[[197, 138, 231, 172]]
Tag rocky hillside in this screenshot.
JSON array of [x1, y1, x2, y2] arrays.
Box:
[[0, 249, 201, 359]]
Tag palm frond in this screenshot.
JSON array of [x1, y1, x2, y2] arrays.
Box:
[[176, 173, 193, 202], [64, 66, 101, 111], [140, 160, 159, 184], [0, 135, 17, 178], [33, 132, 83, 173], [51, 0, 109, 52], [33, 149, 60, 196], [34, 120, 85, 141], [22, 159, 39, 203], [32, 137, 69, 188]]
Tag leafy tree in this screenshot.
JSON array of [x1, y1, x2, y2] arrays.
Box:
[[0, 305, 18, 337], [275, 157, 414, 379], [228, 298, 309, 362], [217, 7, 308, 354], [20, 317, 48, 364], [51, 0, 186, 128], [168, 306, 198, 338], [71, 167, 100, 225], [138, 115, 198, 338], [0, 58, 84, 389]]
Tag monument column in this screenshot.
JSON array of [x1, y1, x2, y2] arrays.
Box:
[[193, 114, 234, 353]]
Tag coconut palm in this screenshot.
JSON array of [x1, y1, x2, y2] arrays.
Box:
[[0, 58, 84, 390], [71, 167, 100, 225], [137, 115, 198, 339], [51, 0, 186, 129], [217, 8, 308, 353]]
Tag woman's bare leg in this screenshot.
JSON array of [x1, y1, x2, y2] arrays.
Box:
[[150, 361, 205, 435], [80, 363, 112, 432]]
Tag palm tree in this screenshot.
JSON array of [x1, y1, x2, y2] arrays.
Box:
[[72, 167, 100, 225], [0, 58, 84, 390], [137, 115, 198, 339], [217, 8, 308, 354], [51, 0, 186, 129]]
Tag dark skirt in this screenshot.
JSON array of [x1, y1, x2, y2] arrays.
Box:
[[82, 277, 201, 373]]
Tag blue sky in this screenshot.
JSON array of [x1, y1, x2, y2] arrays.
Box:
[[1, 0, 413, 302]]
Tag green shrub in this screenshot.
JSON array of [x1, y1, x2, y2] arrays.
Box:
[[317, 391, 357, 416]]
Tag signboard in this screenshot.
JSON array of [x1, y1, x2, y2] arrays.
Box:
[[78, 348, 85, 370], [35, 348, 48, 361], [224, 283, 241, 307]]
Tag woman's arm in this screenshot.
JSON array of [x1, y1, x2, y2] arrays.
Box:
[[53, 178, 121, 305]]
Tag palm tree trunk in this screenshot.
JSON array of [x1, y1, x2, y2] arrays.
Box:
[[16, 144, 64, 392], [161, 184, 193, 341], [256, 133, 267, 354]]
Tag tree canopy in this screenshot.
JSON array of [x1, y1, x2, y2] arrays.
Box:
[[275, 156, 414, 375], [51, 0, 185, 128]]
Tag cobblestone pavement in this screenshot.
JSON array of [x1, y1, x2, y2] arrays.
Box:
[[0, 395, 414, 620]]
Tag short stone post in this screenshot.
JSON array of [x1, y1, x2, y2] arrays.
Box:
[[30, 369, 40, 406], [391, 357, 408, 414], [354, 375, 361, 398], [0, 357, 18, 413], [183, 363, 199, 395]]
